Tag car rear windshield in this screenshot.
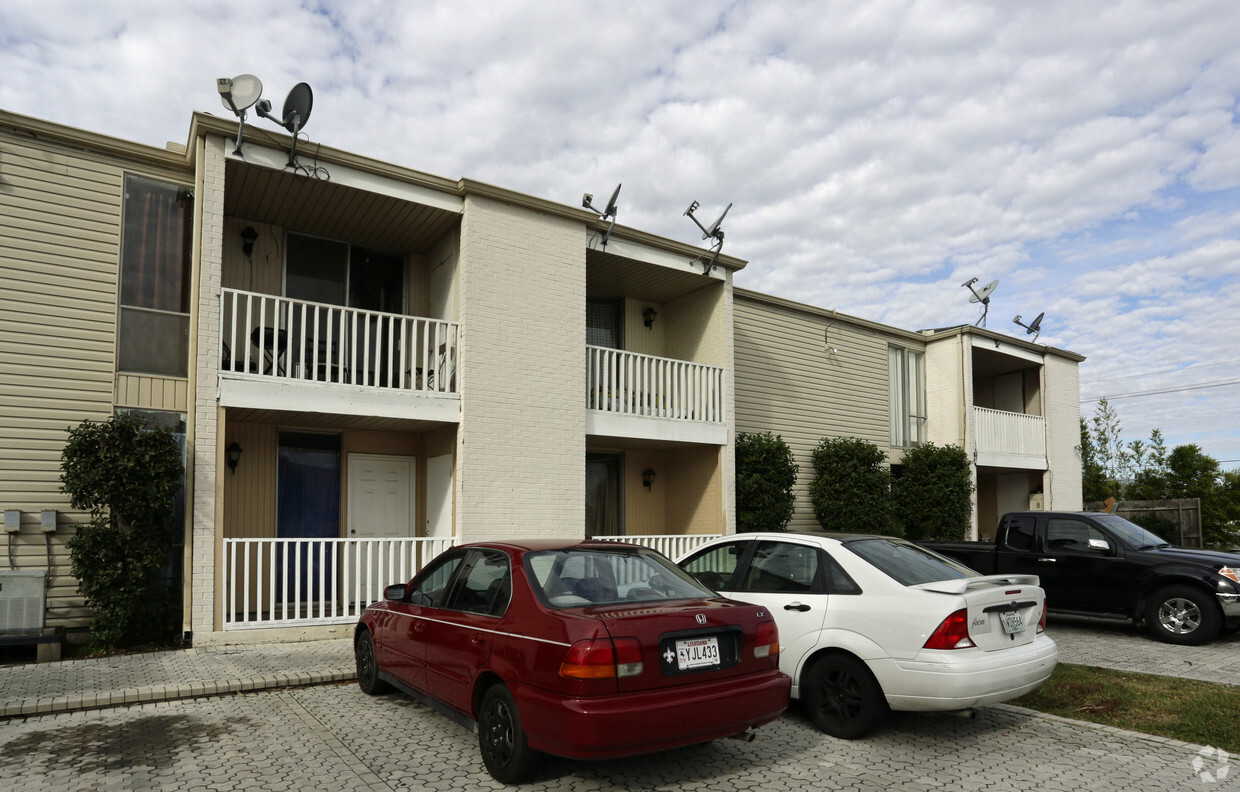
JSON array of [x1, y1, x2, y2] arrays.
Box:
[[525, 547, 714, 608], [844, 538, 977, 586]]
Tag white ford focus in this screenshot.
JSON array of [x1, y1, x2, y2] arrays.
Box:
[[678, 532, 1058, 738]]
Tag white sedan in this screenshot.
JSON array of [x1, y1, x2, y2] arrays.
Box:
[[678, 532, 1058, 738]]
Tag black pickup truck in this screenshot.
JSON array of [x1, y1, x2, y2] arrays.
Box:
[[921, 511, 1240, 645]]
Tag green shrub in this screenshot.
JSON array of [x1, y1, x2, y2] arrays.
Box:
[[894, 443, 974, 541], [735, 432, 797, 533], [60, 414, 183, 648], [809, 437, 896, 535]]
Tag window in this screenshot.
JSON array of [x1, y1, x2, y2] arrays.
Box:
[[1004, 516, 1037, 551], [889, 345, 926, 447], [445, 551, 511, 616], [742, 541, 819, 594], [117, 175, 193, 376], [586, 297, 622, 348], [411, 551, 468, 608], [681, 541, 748, 591], [1046, 519, 1110, 554], [845, 537, 975, 586]]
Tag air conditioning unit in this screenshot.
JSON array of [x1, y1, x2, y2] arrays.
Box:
[[0, 570, 46, 636]]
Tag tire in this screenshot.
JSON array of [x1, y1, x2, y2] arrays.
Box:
[[355, 630, 392, 695], [1144, 585, 1221, 646], [478, 684, 541, 784], [802, 654, 888, 739]]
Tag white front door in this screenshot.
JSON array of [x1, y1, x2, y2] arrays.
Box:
[[347, 454, 415, 602]]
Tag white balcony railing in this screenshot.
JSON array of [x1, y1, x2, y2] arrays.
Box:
[[222, 533, 724, 629], [220, 288, 458, 394], [588, 533, 723, 561], [223, 537, 455, 630], [587, 346, 724, 423], [973, 406, 1046, 459]]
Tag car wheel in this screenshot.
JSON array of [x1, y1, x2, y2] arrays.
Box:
[[355, 630, 391, 695], [803, 654, 888, 739], [1145, 585, 1221, 645], [478, 684, 540, 784]]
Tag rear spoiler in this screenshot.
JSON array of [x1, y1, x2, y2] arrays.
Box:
[[912, 574, 1041, 595]]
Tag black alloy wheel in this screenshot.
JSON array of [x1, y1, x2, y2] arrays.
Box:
[[478, 684, 540, 784], [355, 630, 391, 695], [803, 654, 888, 739]]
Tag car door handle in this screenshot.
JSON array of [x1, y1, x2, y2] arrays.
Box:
[[784, 602, 811, 612], [1036, 557, 1057, 563], [470, 635, 486, 645]]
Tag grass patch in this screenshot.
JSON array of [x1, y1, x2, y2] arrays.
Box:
[[1014, 663, 1240, 752]]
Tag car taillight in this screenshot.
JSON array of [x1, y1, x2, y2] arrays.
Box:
[[923, 609, 976, 650], [559, 637, 644, 679], [1037, 601, 1047, 634], [754, 619, 779, 659]]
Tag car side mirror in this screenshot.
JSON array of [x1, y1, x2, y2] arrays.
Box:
[[1087, 538, 1111, 553], [383, 583, 408, 601]]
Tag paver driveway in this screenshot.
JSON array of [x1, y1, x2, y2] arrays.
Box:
[[0, 681, 1222, 792]]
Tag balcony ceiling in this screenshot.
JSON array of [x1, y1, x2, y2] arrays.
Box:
[[225, 406, 451, 434], [973, 346, 1039, 378], [587, 249, 716, 304], [224, 160, 460, 253]]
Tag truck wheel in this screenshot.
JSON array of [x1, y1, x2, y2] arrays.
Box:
[[802, 654, 888, 739], [1144, 586, 1221, 645]]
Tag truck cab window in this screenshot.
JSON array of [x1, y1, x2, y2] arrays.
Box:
[[1004, 516, 1037, 551]]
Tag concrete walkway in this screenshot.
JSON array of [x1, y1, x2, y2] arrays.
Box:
[[0, 638, 355, 718], [2, 615, 1236, 721]]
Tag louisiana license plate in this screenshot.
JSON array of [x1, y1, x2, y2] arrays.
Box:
[[676, 636, 720, 670], [999, 610, 1025, 634]]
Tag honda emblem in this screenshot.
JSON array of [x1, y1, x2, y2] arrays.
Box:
[[695, 614, 707, 625]]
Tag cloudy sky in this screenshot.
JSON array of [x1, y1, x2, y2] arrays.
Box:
[[3, 0, 1239, 470]]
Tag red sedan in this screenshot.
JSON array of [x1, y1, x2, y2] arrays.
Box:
[[355, 539, 790, 783]]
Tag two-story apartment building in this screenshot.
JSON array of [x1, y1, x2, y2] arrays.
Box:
[[734, 290, 1084, 539], [1, 108, 738, 645], [1, 106, 1083, 647]]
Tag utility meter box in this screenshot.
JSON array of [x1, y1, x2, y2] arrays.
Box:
[[0, 570, 47, 635]]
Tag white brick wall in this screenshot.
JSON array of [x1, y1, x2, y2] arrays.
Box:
[[456, 196, 587, 540], [1043, 353, 1083, 511], [191, 135, 225, 636]]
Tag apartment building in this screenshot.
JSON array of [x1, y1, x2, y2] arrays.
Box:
[[734, 290, 1084, 539]]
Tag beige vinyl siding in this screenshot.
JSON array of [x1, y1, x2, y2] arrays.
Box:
[[115, 374, 189, 411], [0, 125, 191, 634], [734, 293, 923, 533]]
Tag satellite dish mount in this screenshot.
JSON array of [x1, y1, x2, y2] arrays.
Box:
[[216, 74, 263, 156], [961, 277, 999, 327], [1013, 311, 1044, 342], [582, 184, 621, 249], [255, 82, 315, 169], [684, 200, 732, 274]]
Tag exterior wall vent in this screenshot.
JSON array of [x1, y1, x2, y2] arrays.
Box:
[[0, 570, 47, 635]]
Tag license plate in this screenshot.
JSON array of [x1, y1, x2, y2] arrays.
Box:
[[676, 636, 720, 670], [999, 610, 1025, 634]]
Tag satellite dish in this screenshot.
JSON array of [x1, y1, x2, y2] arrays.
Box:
[[969, 279, 999, 304], [218, 74, 263, 115], [217, 74, 264, 156], [684, 200, 733, 274], [281, 82, 313, 134], [582, 184, 621, 248], [961, 276, 999, 327], [1013, 311, 1045, 340], [254, 82, 315, 169]]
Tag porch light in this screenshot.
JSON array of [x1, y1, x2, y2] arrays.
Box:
[[643, 307, 657, 329], [642, 468, 656, 490], [241, 226, 258, 257], [226, 442, 243, 474]]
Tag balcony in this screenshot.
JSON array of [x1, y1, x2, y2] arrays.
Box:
[[586, 345, 726, 444], [218, 288, 459, 421], [973, 406, 1046, 469]]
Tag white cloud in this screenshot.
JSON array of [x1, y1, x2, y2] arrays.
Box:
[[3, 0, 1240, 467]]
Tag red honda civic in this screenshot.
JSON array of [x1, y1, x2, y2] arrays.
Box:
[[355, 539, 790, 783]]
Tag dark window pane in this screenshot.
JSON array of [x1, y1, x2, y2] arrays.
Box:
[[681, 542, 747, 591], [117, 308, 189, 377], [120, 175, 192, 313], [846, 537, 975, 586], [1005, 516, 1037, 551], [286, 234, 348, 305], [742, 541, 818, 593]]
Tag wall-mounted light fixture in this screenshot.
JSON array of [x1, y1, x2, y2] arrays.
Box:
[[642, 468, 656, 490], [643, 307, 658, 329], [241, 226, 258, 257], [226, 442, 244, 474]]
